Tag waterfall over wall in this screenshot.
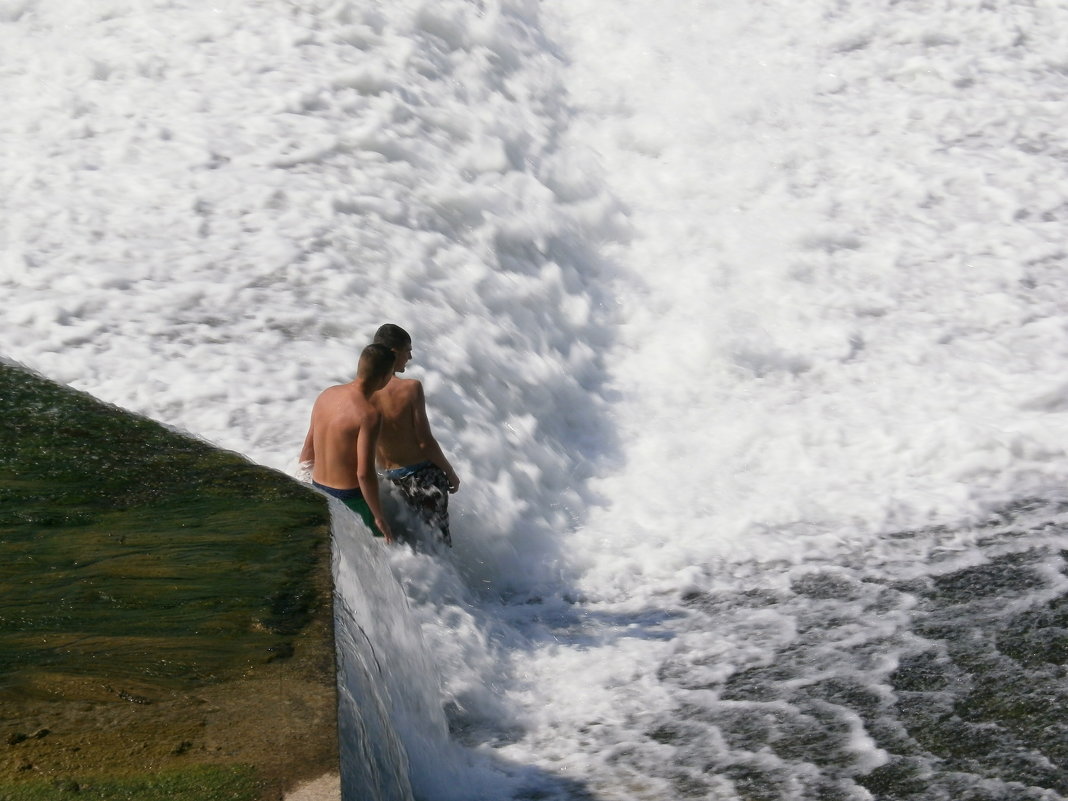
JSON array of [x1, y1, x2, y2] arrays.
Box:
[[329, 502, 450, 801]]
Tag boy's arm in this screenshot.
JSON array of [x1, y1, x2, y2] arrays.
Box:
[[297, 422, 315, 483], [411, 382, 460, 493], [299, 425, 315, 465], [356, 415, 394, 542]]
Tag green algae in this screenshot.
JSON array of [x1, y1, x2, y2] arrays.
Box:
[[0, 764, 259, 801], [0, 362, 327, 686], [0, 362, 338, 799]]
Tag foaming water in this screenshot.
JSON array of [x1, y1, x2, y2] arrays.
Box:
[[545, 0, 1068, 588], [330, 501, 436, 801], [5, 0, 1068, 798], [1, 0, 618, 596], [329, 496, 605, 801]]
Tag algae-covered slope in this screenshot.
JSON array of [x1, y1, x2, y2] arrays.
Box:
[[0, 361, 338, 800]]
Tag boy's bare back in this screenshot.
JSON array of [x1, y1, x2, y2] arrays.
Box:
[[370, 322, 459, 491], [298, 343, 397, 542], [374, 377, 426, 470], [373, 375, 459, 492], [306, 383, 381, 490]]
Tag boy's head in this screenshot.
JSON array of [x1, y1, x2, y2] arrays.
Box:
[[373, 323, 412, 350], [373, 323, 413, 372], [357, 343, 397, 388]]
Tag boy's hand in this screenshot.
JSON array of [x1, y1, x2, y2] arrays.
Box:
[[376, 518, 394, 544], [446, 470, 460, 493]]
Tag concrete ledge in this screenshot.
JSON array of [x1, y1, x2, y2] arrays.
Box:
[[286, 772, 341, 801], [0, 361, 340, 800]]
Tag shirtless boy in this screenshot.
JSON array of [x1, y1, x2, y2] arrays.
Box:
[[371, 324, 460, 546], [299, 343, 396, 543]]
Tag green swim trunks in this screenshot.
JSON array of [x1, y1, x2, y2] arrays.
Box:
[[313, 481, 384, 538], [341, 496, 384, 538]]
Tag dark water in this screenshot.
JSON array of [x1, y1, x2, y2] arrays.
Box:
[[588, 501, 1068, 801]]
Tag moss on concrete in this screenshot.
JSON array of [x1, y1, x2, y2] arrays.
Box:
[[0, 764, 259, 801], [0, 362, 339, 800]]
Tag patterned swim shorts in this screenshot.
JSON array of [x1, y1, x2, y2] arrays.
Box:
[[385, 462, 452, 546]]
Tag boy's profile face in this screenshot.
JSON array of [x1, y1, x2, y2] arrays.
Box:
[[394, 344, 413, 372]]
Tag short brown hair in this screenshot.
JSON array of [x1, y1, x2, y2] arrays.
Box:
[[357, 343, 396, 382], [372, 323, 412, 350]]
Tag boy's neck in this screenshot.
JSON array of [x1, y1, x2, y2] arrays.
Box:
[[350, 377, 375, 397]]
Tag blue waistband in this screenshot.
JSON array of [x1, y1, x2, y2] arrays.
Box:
[[384, 461, 434, 479], [312, 481, 364, 501]]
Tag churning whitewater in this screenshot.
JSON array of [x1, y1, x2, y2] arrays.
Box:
[[4, 0, 1068, 798]]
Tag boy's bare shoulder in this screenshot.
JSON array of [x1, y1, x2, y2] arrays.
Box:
[[311, 383, 343, 407], [319, 383, 346, 397], [388, 376, 423, 399], [315, 383, 376, 421]]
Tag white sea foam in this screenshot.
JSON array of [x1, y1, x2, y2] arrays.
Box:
[[5, 0, 1068, 798]]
